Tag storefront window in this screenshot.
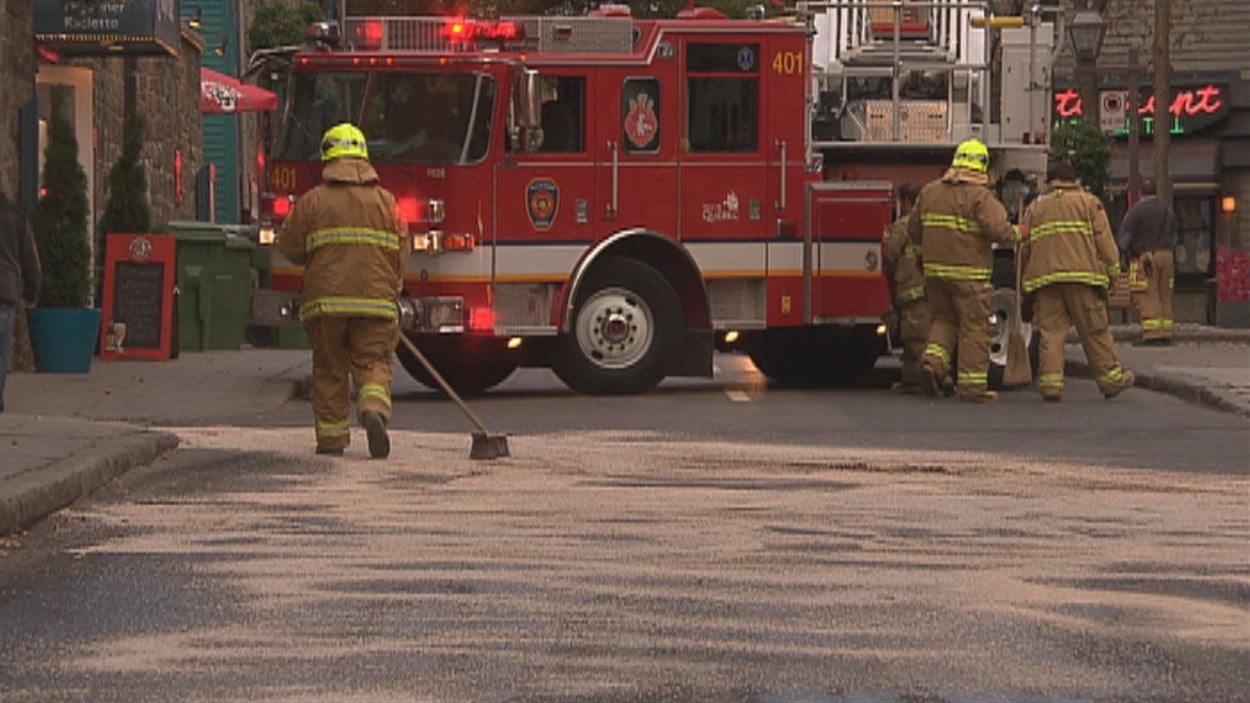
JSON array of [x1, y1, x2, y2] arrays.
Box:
[[1173, 195, 1214, 280]]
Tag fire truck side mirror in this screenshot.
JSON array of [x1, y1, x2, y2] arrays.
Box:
[[511, 68, 543, 153]]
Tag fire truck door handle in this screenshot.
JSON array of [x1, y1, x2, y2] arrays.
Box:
[[607, 140, 619, 219], [774, 140, 787, 211]]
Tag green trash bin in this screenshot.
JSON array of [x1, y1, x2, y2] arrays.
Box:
[[168, 222, 256, 352]]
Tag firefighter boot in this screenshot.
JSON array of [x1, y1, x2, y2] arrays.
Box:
[[921, 363, 953, 398], [363, 411, 390, 459], [958, 389, 999, 404], [891, 381, 925, 395], [1103, 370, 1136, 400]]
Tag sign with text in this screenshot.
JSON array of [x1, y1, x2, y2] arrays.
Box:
[[34, 0, 180, 57], [1052, 83, 1230, 137], [100, 233, 176, 360]]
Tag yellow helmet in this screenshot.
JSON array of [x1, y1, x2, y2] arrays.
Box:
[[320, 123, 369, 162], [951, 138, 990, 173]]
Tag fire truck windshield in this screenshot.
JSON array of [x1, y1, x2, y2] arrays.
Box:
[[275, 69, 497, 165]]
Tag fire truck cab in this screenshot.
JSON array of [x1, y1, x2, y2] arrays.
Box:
[[257, 1, 1054, 394]]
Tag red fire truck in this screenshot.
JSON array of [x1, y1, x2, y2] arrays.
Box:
[[254, 1, 1052, 394]]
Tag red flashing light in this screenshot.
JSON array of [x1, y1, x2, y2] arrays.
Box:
[[468, 307, 495, 331], [446, 20, 470, 40], [272, 197, 292, 218], [255, 146, 265, 171], [397, 196, 422, 224], [484, 21, 521, 40], [355, 19, 383, 49], [442, 18, 523, 44]]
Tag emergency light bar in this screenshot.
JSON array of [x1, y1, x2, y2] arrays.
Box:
[[442, 18, 524, 44]]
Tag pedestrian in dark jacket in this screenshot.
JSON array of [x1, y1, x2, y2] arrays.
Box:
[[0, 183, 43, 413]]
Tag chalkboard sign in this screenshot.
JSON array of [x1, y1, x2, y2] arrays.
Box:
[[111, 261, 164, 349], [100, 233, 176, 360]]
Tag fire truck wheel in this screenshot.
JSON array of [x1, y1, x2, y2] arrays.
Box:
[[552, 257, 682, 395], [394, 335, 519, 396]]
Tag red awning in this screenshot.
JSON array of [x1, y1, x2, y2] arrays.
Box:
[[200, 67, 278, 114]]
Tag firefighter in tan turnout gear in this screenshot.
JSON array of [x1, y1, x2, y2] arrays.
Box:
[[907, 139, 1017, 403], [1118, 178, 1177, 346], [1019, 159, 1134, 401], [882, 183, 927, 394], [278, 123, 409, 458]]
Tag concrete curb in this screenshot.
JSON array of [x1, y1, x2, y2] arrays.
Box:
[[1102, 324, 1250, 344], [1065, 357, 1250, 419], [0, 430, 180, 535]]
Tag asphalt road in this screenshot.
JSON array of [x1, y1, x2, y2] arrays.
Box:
[[1, 355, 1247, 702]]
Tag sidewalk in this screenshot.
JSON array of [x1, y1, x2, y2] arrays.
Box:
[[3, 327, 1248, 535], [1, 349, 311, 534]]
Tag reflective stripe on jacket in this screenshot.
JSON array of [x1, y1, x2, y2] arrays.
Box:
[[883, 215, 924, 304], [277, 158, 409, 321], [906, 167, 1016, 282], [1018, 179, 1120, 294]]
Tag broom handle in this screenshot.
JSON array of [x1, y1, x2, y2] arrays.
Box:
[[1015, 240, 1023, 324], [396, 333, 492, 434]]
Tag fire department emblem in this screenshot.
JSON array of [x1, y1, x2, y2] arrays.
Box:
[[737, 46, 756, 72], [624, 92, 659, 151], [526, 178, 559, 231], [127, 236, 154, 261]]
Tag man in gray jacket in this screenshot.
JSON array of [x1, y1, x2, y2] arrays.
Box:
[[0, 182, 43, 412]]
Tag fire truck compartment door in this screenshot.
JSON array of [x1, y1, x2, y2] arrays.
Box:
[[805, 182, 892, 323]]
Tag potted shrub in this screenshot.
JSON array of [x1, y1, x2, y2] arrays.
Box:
[[96, 110, 151, 304], [28, 90, 100, 373]]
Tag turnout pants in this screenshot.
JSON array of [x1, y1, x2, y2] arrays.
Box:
[[1034, 283, 1129, 398], [897, 297, 931, 386], [305, 315, 400, 452], [1130, 249, 1174, 341], [923, 277, 992, 398]]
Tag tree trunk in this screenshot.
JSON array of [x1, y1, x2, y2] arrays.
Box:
[[1152, 0, 1172, 207]]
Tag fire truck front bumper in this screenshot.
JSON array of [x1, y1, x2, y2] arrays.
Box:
[[250, 290, 465, 333]]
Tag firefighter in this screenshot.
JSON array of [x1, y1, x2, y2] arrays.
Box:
[[906, 138, 1017, 403], [1118, 178, 1177, 346], [277, 123, 409, 458], [1019, 159, 1134, 402], [882, 183, 927, 394]]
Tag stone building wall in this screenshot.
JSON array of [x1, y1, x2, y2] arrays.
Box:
[[1, 1, 36, 372], [79, 31, 204, 230], [1, 1, 35, 198]]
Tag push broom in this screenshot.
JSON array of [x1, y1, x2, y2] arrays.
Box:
[[397, 334, 510, 460], [1003, 240, 1033, 387]]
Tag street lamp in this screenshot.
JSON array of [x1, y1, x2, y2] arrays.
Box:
[[1067, 7, 1107, 127], [1068, 9, 1107, 64]]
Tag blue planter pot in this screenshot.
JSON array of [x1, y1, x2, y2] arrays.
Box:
[[27, 308, 102, 374]]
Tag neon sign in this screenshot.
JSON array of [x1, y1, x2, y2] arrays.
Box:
[[1052, 83, 1228, 136]]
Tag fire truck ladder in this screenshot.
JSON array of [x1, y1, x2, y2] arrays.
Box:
[[801, 0, 994, 151]]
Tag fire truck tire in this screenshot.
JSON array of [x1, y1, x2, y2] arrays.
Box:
[[552, 257, 682, 395], [394, 335, 518, 396]]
